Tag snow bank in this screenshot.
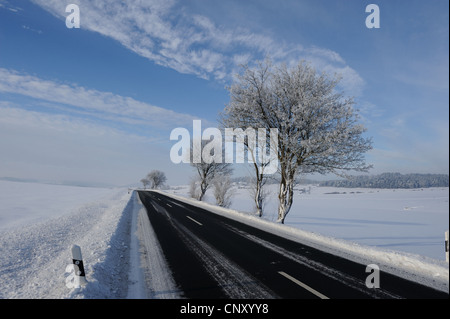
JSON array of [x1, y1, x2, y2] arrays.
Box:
[[157, 189, 449, 293], [130, 192, 180, 298], [0, 182, 133, 299], [0, 181, 182, 299]]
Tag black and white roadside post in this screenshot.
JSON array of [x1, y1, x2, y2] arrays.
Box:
[[445, 231, 449, 263], [71, 244, 88, 286]]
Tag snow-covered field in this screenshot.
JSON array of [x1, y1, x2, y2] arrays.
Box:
[[170, 184, 449, 261], [0, 180, 135, 298], [0, 180, 448, 298]]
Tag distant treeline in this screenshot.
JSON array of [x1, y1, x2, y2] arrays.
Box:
[[232, 173, 449, 189], [318, 173, 449, 189]]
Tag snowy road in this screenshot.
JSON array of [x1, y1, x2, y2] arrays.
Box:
[[137, 191, 448, 299]]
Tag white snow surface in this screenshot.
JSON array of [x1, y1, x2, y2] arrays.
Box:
[[0, 180, 448, 298], [0, 181, 135, 298]]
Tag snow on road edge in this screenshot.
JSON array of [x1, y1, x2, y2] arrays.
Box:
[[130, 191, 181, 299], [153, 190, 449, 293], [0, 187, 182, 299], [0, 189, 133, 298]]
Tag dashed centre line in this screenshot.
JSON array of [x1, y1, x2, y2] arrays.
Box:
[[186, 215, 203, 226], [278, 271, 329, 299]]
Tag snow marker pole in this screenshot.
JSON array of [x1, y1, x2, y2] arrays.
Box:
[[445, 231, 449, 263], [71, 245, 88, 285]]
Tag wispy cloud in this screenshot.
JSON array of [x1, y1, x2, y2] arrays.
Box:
[[0, 68, 197, 133], [0, 0, 23, 13], [30, 0, 365, 94], [22, 25, 43, 34]]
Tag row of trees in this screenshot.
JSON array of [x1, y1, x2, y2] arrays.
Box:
[[188, 140, 234, 208], [140, 170, 167, 190], [140, 164, 235, 208], [141, 166, 234, 208], [142, 59, 372, 224]]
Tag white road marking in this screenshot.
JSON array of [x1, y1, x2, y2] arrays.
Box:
[[186, 215, 203, 226], [166, 203, 172, 207], [172, 202, 186, 208], [278, 271, 329, 299]]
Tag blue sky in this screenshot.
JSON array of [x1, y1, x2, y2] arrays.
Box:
[[0, 0, 448, 187]]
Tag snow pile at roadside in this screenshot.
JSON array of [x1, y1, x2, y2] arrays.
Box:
[[129, 191, 180, 299], [0, 182, 134, 299], [157, 190, 449, 293]]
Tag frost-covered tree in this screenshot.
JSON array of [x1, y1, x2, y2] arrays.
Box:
[[248, 172, 271, 217], [188, 177, 201, 200], [191, 161, 232, 201], [246, 142, 274, 217], [140, 178, 150, 189], [147, 170, 167, 189], [190, 139, 233, 201], [213, 176, 234, 208], [220, 63, 276, 217], [221, 59, 373, 223]]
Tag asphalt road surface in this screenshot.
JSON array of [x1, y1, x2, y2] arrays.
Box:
[[137, 190, 448, 299]]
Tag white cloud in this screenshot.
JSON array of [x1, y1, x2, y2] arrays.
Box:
[[306, 46, 346, 64], [0, 0, 23, 13], [22, 25, 43, 34], [0, 68, 197, 130], [30, 0, 365, 94]]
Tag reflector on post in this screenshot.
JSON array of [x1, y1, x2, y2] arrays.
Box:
[[71, 244, 87, 285], [445, 231, 449, 263]]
